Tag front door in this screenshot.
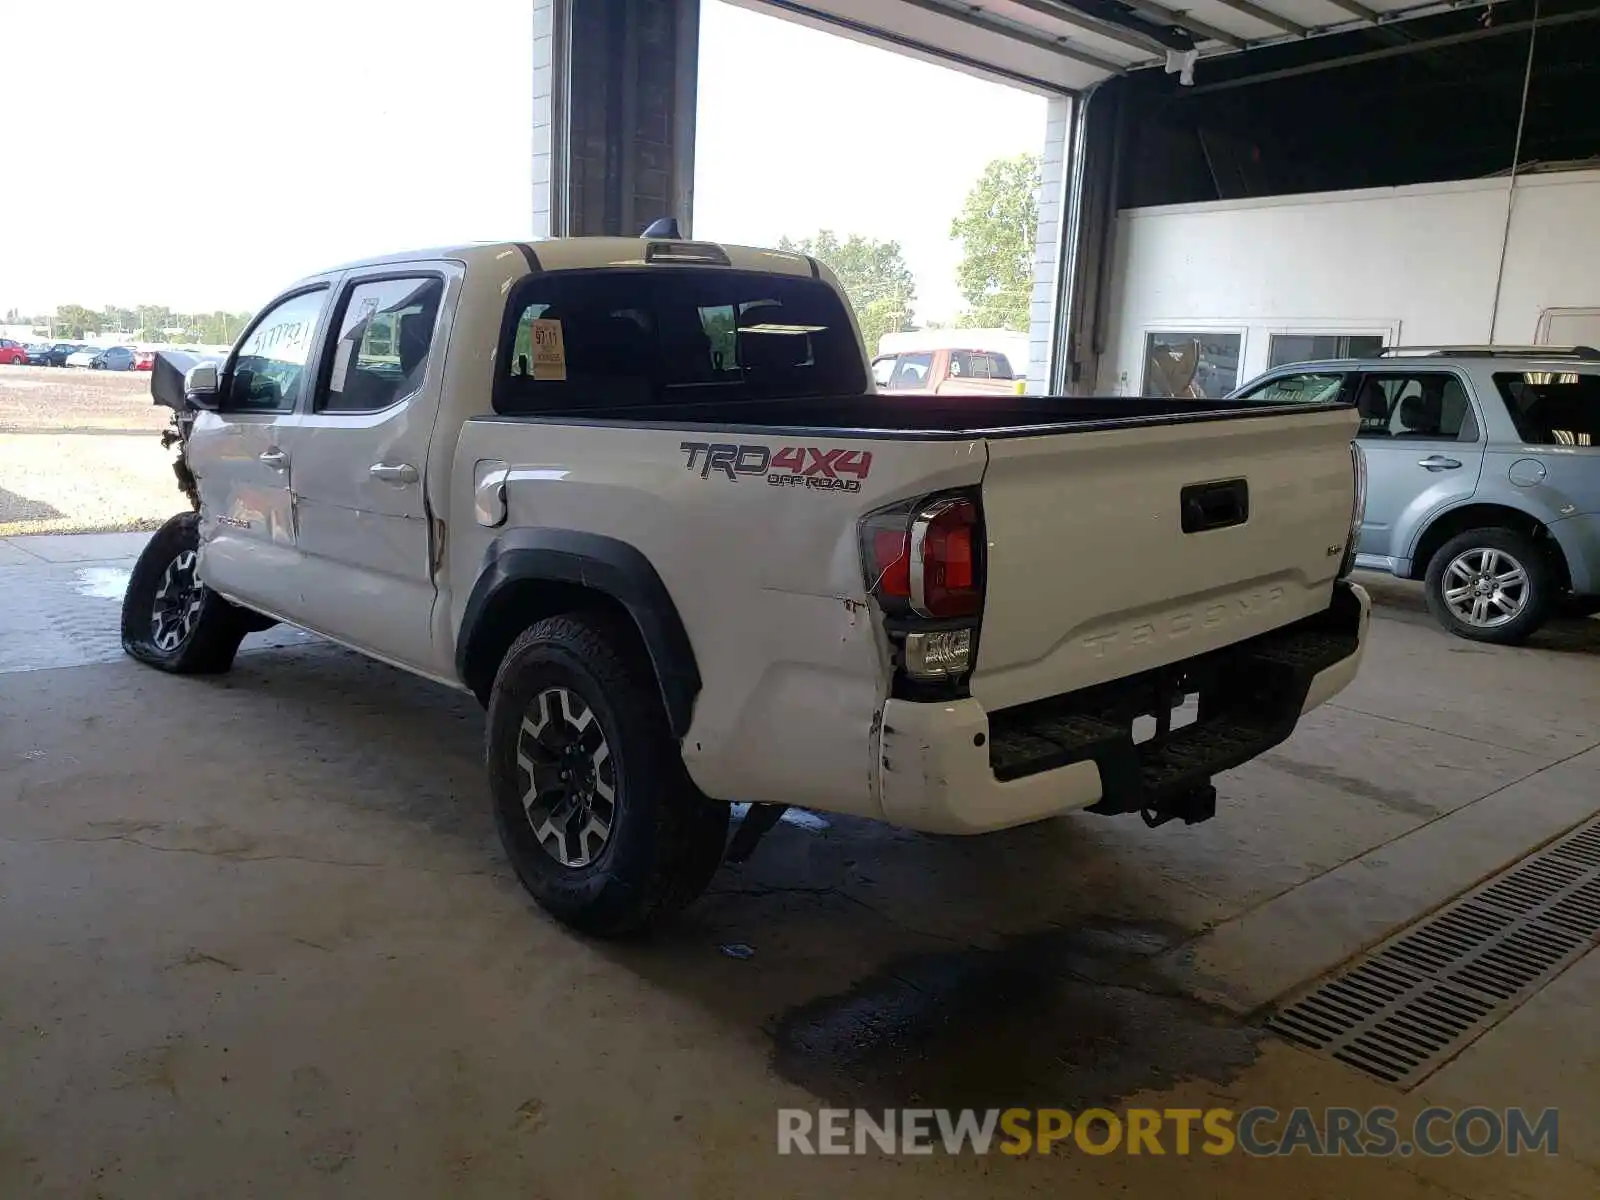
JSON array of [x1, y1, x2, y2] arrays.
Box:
[[272, 266, 457, 675], [1352, 369, 1487, 569], [189, 284, 334, 617]]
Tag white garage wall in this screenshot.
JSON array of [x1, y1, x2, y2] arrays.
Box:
[[1098, 168, 1600, 394]]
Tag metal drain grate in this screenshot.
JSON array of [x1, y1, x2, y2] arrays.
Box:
[[1267, 814, 1600, 1087]]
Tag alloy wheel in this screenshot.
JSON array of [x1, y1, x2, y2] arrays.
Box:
[[515, 686, 616, 868], [1442, 546, 1529, 629], [151, 549, 203, 650]]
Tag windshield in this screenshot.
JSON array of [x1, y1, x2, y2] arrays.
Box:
[[1495, 370, 1600, 446]]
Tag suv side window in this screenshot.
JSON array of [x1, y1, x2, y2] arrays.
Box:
[[226, 287, 329, 412], [316, 277, 443, 413], [984, 353, 1015, 381], [1353, 372, 1478, 441]]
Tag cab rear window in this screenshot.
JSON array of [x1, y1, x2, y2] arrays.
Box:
[[496, 268, 866, 414], [1495, 371, 1600, 446]]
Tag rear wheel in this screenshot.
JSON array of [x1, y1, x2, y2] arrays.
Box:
[[121, 512, 251, 673], [1424, 527, 1554, 644], [486, 614, 727, 936]]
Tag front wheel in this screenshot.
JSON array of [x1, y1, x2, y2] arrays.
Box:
[[121, 512, 250, 673], [1424, 527, 1554, 644], [486, 614, 728, 936]]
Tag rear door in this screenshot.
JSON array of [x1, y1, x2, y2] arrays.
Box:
[[270, 263, 458, 674], [1350, 369, 1486, 567], [190, 284, 334, 617], [970, 403, 1361, 712]]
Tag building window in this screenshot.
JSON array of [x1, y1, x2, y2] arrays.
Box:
[[1268, 334, 1385, 369], [1143, 331, 1242, 399]]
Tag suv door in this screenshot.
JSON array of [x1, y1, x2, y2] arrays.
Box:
[[1351, 369, 1487, 570], [271, 265, 457, 674], [188, 284, 333, 616]]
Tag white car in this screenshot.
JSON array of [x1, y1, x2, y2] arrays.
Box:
[[65, 347, 100, 368], [120, 233, 1370, 936]]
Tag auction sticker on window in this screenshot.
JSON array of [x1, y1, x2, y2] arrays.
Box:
[[531, 319, 567, 381]]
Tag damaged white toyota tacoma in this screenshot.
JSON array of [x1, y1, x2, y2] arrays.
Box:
[[123, 233, 1370, 935]]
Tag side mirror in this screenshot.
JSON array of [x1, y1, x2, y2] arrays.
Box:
[[184, 363, 220, 410]]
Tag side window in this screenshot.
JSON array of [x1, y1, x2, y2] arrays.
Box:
[[870, 356, 896, 388], [226, 288, 328, 412], [317, 277, 443, 414], [986, 353, 1015, 381], [1495, 370, 1600, 446], [1242, 371, 1347, 404], [1353, 373, 1476, 441]]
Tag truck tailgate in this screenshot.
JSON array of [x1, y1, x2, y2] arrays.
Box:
[[971, 405, 1359, 712]]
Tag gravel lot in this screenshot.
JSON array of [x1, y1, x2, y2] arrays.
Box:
[[0, 365, 184, 536]]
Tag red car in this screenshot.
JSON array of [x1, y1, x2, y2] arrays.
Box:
[[133, 350, 156, 371], [0, 338, 30, 365]]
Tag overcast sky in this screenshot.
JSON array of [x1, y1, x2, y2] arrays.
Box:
[[0, 0, 1047, 325]]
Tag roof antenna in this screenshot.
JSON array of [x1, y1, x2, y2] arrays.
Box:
[[641, 217, 681, 239]]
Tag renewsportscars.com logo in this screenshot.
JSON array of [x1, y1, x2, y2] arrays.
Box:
[[777, 1106, 1560, 1158], [680, 441, 873, 493]]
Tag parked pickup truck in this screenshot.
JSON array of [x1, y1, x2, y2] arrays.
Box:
[[123, 235, 1370, 935], [872, 345, 1026, 396]]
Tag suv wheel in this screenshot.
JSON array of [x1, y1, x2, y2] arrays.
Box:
[[486, 614, 728, 936], [121, 512, 250, 673], [1424, 527, 1553, 644]]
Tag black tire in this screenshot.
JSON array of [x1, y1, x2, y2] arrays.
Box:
[[486, 613, 728, 937], [1423, 527, 1554, 644], [121, 511, 250, 673]]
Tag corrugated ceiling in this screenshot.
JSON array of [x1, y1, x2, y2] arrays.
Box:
[[745, 0, 1497, 90]]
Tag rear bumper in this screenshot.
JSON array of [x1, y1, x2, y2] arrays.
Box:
[[1548, 513, 1600, 595], [877, 581, 1369, 834]]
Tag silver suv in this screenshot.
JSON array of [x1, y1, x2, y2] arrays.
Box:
[[1234, 346, 1600, 643]]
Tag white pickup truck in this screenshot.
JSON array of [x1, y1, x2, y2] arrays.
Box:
[[123, 234, 1370, 935]]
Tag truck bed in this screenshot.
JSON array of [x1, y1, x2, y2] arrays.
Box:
[[501, 392, 1345, 439]]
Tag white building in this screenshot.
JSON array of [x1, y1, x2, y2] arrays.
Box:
[[1098, 166, 1600, 397]]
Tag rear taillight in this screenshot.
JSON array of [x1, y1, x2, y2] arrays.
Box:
[[860, 492, 984, 687], [861, 493, 982, 619]]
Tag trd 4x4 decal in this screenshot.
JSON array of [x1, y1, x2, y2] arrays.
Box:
[[680, 442, 873, 493]]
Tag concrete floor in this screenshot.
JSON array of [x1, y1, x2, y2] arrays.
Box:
[[2, 536, 1598, 1198]]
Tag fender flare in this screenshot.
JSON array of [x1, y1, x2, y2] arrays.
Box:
[[456, 529, 700, 737]]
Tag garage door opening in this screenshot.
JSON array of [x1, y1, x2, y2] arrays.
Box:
[[694, 1, 1069, 392]]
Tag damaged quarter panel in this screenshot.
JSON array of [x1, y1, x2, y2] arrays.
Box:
[[450, 419, 987, 817]]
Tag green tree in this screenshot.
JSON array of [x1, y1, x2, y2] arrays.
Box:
[[135, 304, 177, 341], [777, 231, 916, 356], [52, 304, 100, 339], [949, 153, 1039, 332], [184, 310, 252, 346], [101, 305, 137, 334]]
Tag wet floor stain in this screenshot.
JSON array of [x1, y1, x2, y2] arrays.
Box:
[[771, 919, 1261, 1110], [72, 566, 131, 600]]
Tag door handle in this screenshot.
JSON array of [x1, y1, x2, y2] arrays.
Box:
[[258, 449, 287, 470], [1418, 455, 1462, 471], [370, 462, 419, 485]]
